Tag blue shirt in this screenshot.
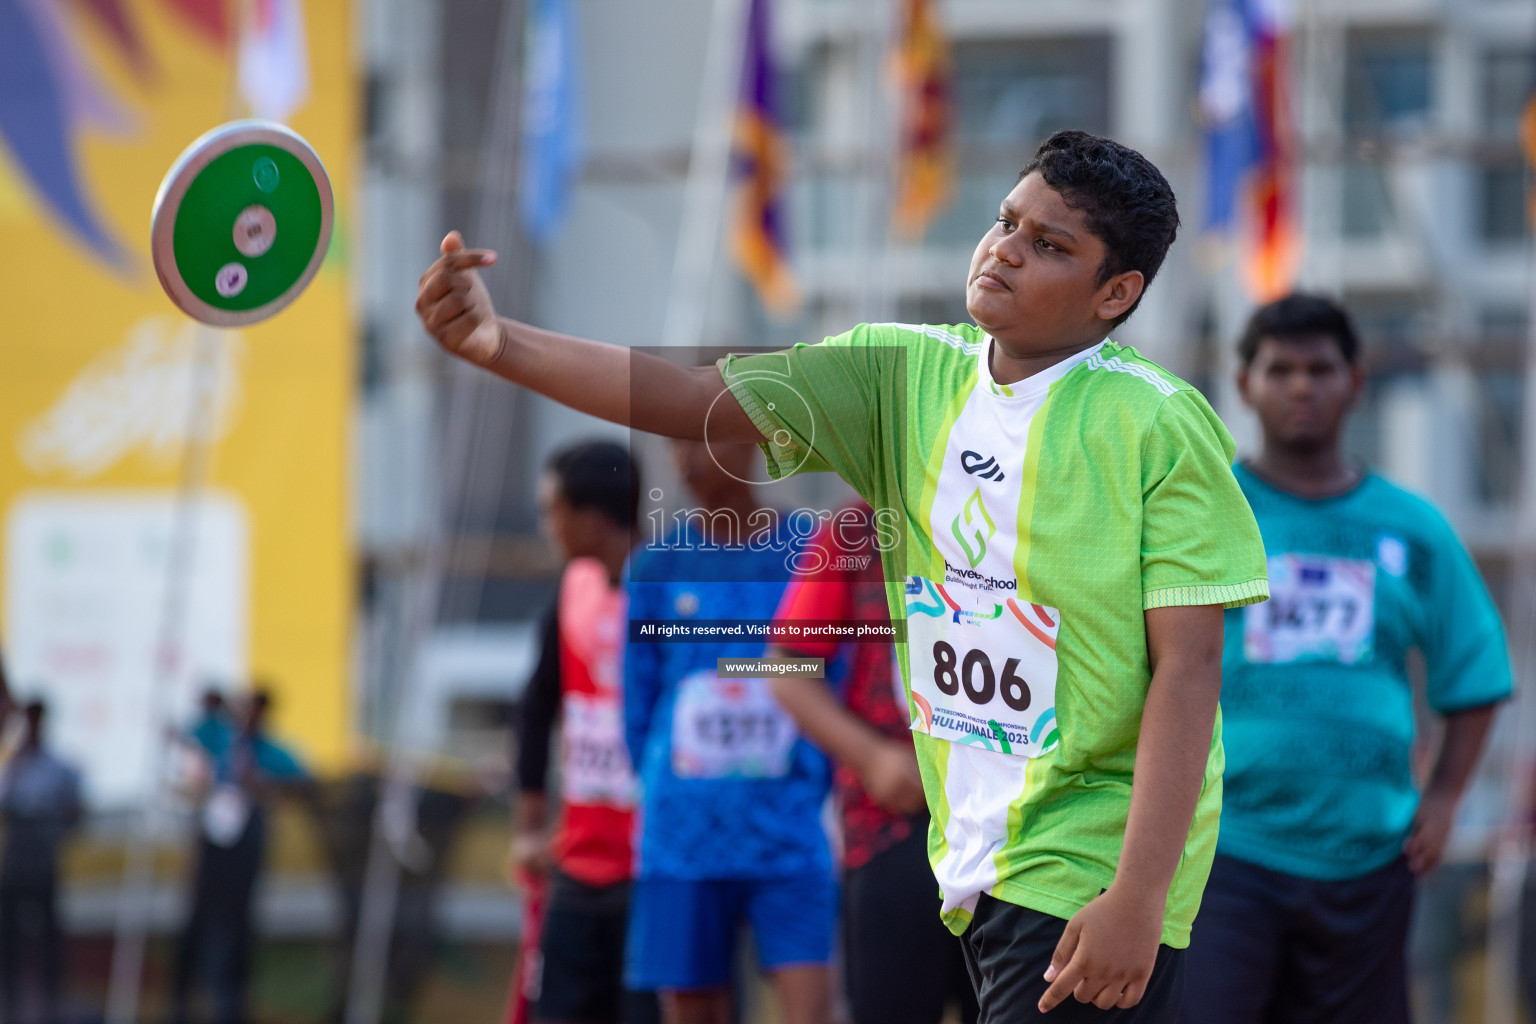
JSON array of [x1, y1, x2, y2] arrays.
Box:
[[1218, 464, 1512, 880], [192, 715, 307, 786], [624, 517, 831, 879]]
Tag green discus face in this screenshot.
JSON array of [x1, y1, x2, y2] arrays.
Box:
[[151, 121, 334, 326]]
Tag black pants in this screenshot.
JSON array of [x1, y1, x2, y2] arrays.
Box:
[[1180, 854, 1412, 1024], [537, 872, 658, 1024], [173, 814, 267, 1024], [961, 894, 1184, 1024], [0, 879, 63, 1024], [843, 827, 977, 1024]]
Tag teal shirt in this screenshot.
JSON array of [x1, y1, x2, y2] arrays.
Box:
[[1218, 464, 1512, 880]]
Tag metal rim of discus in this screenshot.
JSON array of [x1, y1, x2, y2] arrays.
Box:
[[150, 119, 334, 327]]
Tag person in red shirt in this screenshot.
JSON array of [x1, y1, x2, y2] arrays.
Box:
[[513, 442, 656, 1024], [768, 502, 976, 1024]]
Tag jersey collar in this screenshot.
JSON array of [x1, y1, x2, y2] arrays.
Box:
[[978, 336, 1106, 402]]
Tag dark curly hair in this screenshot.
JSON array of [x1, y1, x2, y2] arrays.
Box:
[[1018, 130, 1180, 328], [546, 441, 641, 529], [1237, 293, 1360, 367]]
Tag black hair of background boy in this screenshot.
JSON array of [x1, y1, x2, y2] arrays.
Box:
[[546, 441, 642, 529], [1238, 292, 1362, 367]]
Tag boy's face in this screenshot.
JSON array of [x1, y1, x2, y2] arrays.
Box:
[[537, 472, 589, 562], [670, 439, 755, 508], [965, 172, 1143, 359], [1238, 335, 1364, 451]]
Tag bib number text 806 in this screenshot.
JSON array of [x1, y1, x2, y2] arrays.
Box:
[[931, 641, 1031, 711]]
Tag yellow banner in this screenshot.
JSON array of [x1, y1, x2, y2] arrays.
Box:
[[0, 0, 355, 801]]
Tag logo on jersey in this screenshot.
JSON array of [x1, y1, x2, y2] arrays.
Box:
[[950, 488, 996, 568], [960, 450, 1005, 482]]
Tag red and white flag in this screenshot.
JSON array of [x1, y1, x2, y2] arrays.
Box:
[[238, 0, 309, 123]]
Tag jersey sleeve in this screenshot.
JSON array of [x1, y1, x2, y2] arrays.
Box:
[[772, 522, 855, 658], [514, 601, 562, 794], [716, 324, 899, 499], [1419, 514, 1514, 713], [1140, 390, 1270, 610]]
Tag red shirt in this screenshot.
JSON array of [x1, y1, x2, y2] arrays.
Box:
[[518, 559, 638, 887], [772, 504, 918, 869]]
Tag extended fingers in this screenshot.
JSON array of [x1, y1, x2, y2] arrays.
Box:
[[417, 250, 496, 293], [417, 261, 486, 309], [1038, 962, 1082, 1013]]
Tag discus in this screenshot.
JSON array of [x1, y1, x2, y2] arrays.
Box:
[[151, 120, 334, 327]]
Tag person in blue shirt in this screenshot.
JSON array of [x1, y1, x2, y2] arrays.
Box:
[[624, 439, 834, 1024], [1181, 294, 1512, 1024], [188, 687, 233, 757], [0, 699, 82, 1024], [172, 688, 309, 1024]]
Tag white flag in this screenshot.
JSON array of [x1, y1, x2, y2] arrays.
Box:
[[238, 0, 310, 123]]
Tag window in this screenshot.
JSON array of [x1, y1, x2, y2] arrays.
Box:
[[1480, 308, 1529, 347], [1344, 31, 1434, 138], [1481, 165, 1531, 243], [789, 34, 1111, 257], [923, 36, 1111, 247], [1342, 161, 1395, 238], [1341, 297, 1434, 467], [1482, 49, 1534, 139], [1340, 32, 1433, 240], [1478, 49, 1534, 244], [1474, 369, 1523, 504]]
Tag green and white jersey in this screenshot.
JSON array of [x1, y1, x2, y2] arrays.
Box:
[[719, 322, 1268, 946]]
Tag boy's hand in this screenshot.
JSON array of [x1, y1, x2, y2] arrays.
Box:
[[860, 740, 926, 816], [1038, 884, 1162, 1012], [1405, 789, 1457, 875], [510, 832, 554, 879], [416, 231, 503, 367]]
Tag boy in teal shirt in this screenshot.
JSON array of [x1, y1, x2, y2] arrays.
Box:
[[416, 130, 1268, 1021], [1181, 294, 1511, 1024]]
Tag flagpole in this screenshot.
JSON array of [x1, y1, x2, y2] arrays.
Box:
[[104, 4, 254, 1018], [662, 0, 749, 349], [104, 327, 225, 1024]]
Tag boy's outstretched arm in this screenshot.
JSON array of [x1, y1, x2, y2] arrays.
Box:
[[416, 232, 763, 443], [1038, 603, 1223, 1013]]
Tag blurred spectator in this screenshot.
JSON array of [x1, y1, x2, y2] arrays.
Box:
[[623, 440, 834, 1024], [1182, 294, 1512, 1023], [189, 688, 231, 753], [512, 442, 654, 1024], [171, 689, 309, 1024], [768, 501, 977, 1024], [0, 651, 12, 724], [0, 699, 82, 1024]]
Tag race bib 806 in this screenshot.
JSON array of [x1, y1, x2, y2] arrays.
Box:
[[904, 576, 1060, 757]]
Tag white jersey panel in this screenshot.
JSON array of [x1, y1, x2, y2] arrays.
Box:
[[922, 339, 1102, 916]]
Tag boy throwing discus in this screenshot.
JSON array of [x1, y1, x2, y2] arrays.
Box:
[[416, 130, 1269, 1022]]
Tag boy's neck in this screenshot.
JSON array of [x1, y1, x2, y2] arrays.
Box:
[[694, 491, 762, 545], [988, 336, 1105, 387], [1246, 438, 1361, 499]]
